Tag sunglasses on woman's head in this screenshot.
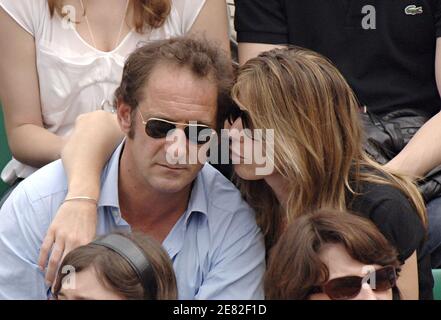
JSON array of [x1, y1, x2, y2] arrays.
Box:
[[310, 265, 397, 300], [138, 111, 214, 145]]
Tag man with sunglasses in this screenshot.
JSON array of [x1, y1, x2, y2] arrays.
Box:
[[0, 37, 266, 299]]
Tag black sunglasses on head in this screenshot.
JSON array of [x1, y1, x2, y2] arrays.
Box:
[[309, 265, 397, 300], [138, 112, 215, 145]]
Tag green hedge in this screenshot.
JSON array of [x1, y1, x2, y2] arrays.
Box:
[[0, 103, 11, 196]]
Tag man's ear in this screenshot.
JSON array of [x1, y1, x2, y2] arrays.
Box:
[[117, 99, 133, 135]]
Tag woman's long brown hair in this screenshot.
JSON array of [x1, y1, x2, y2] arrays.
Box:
[[47, 0, 171, 31], [232, 47, 427, 250]]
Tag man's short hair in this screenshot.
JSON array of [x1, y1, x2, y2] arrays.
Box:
[[114, 36, 234, 137]]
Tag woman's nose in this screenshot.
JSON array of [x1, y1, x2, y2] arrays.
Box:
[[224, 118, 232, 130], [354, 283, 378, 300]]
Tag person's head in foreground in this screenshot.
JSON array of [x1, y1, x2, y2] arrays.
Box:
[[228, 46, 426, 249], [52, 233, 177, 300], [265, 209, 401, 300]]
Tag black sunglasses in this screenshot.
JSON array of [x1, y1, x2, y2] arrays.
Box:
[[139, 112, 215, 145], [310, 265, 397, 300]]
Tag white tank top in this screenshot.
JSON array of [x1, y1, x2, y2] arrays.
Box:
[[0, 0, 207, 183]]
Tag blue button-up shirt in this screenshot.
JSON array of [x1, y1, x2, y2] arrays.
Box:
[[0, 143, 265, 300]]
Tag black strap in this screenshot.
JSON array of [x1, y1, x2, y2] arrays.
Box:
[[92, 234, 158, 299]]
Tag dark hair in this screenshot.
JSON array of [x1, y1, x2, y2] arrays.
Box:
[[53, 232, 177, 300], [114, 36, 234, 137], [48, 0, 171, 31], [264, 209, 401, 300]]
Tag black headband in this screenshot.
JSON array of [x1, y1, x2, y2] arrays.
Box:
[[92, 234, 158, 299]]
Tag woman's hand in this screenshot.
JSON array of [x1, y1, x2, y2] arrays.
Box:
[[38, 200, 98, 285]]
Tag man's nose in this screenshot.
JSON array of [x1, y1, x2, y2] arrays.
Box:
[[354, 283, 378, 300], [164, 128, 188, 163]]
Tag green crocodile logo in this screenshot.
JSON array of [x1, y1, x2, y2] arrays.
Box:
[[405, 5, 423, 15]]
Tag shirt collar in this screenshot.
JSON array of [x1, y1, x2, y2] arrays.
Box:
[[97, 141, 125, 208]]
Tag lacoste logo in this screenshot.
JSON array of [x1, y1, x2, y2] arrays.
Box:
[[405, 5, 423, 15]]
